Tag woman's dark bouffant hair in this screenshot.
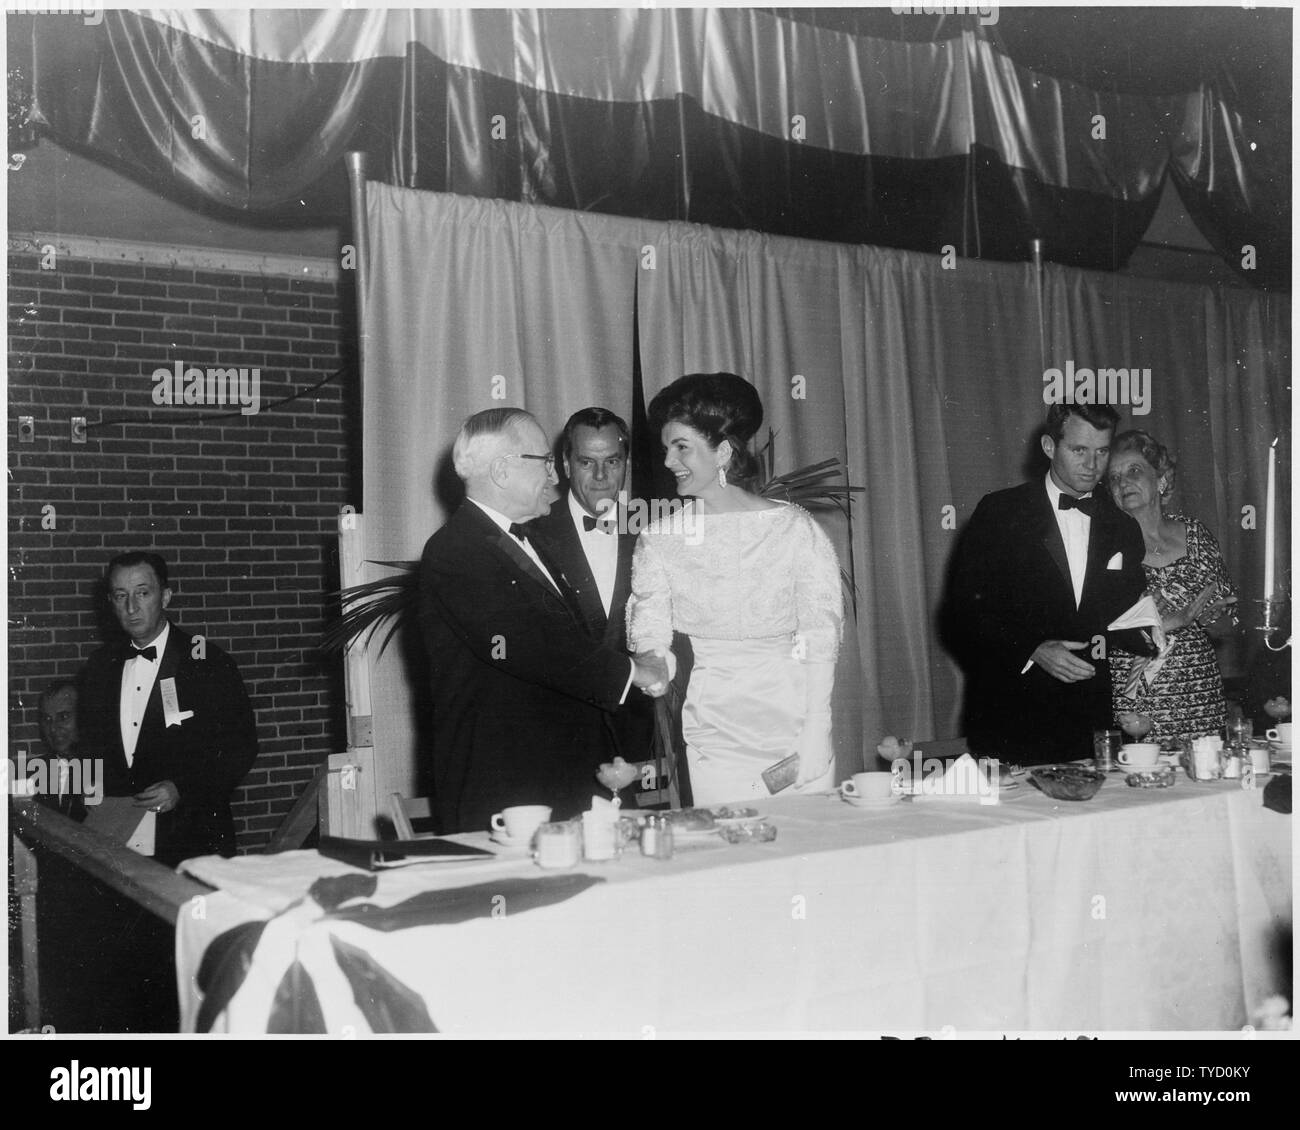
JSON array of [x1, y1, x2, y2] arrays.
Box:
[[647, 372, 764, 481]]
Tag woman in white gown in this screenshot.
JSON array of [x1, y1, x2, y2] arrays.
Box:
[[627, 373, 844, 804]]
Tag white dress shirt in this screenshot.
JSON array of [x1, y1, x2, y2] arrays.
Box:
[[468, 498, 561, 593], [570, 492, 618, 617], [120, 620, 169, 767], [1045, 472, 1092, 609]]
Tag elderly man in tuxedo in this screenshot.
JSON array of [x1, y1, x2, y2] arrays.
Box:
[[524, 408, 657, 776], [419, 408, 668, 833], [77, 551, 258, 866], [946, 403, 1158, 765]]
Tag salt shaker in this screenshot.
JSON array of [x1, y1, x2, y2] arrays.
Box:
[[654, 815, 674, 860], [639, 815, 658, 857]]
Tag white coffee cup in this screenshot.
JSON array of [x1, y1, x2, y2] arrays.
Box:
[[1266, 723, 1293, 747], [1118, 742, 1161, 769], [840, 772, 894, 801], [490, 805, 552, 841]]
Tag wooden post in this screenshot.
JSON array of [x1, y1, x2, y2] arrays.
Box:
[[322, 510, 379, 838]]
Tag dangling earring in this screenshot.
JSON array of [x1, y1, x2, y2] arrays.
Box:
[[717, 464, 728, 489]]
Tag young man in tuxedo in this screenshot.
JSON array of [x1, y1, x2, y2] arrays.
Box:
[[76, 551, 258, 867], [524, 408, 657, 779], [419, 408, 668, 833], [946, 404, 1158, 765]]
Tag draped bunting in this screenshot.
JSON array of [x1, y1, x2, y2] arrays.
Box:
[[362, 186, 1288, 797], [27, 7, 1288, 286]]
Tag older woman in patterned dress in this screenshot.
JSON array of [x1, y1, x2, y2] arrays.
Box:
[[1105, 430, 1238, 745]]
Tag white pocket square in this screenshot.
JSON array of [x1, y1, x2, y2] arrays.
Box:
[[1106, 553, 1123, 570]]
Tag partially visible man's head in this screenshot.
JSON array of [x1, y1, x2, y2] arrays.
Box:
[[38, 681, 78, 757], [1041, 404, 1120, 498], [561, 408, 629, 518], [105, 551, 172, 646], [453, 408, 558, 522]]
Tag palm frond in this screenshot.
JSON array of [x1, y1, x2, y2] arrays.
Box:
[[751, 429, 864, 617], [319, 560, 419, 656]]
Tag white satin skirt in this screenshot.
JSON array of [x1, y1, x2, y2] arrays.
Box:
[[683, 636, 815, 805]]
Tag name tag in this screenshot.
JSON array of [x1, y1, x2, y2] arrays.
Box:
[[160, 677, 195, 727]]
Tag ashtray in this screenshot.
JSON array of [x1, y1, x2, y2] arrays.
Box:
[[1027, 764, 1106, 801], [1125, 765, 1175, 789]]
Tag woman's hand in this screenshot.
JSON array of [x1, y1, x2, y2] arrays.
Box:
[[1162, 582, 1233, 632]]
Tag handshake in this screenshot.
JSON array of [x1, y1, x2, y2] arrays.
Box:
[[631, 648, 675, 698]]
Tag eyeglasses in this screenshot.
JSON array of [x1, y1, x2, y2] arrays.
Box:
[[506, 453, 556, 472]]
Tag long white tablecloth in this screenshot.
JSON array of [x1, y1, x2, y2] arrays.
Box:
[[175, 776, 1291, 1034]]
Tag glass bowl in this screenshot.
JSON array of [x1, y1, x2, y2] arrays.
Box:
[[1027, 764, 1106, 801]]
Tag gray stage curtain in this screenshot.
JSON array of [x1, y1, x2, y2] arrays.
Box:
[[364, 186, 1289, 793]]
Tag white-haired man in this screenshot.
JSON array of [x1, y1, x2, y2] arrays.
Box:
[[418, 408, 668, 832]]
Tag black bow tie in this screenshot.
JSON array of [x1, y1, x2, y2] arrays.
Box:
[[507, 523, 528, 542], [582, 514, 616, 533], [130, 645, 158, 661], [1057, 494, 1096, 516]]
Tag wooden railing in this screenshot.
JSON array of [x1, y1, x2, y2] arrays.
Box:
[[10, 799, 212, 1031]]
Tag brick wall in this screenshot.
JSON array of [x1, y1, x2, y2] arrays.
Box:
[[7, 247, 355, 852]]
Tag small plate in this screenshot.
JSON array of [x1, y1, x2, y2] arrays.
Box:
[[489, 829, 532, 849], [670, 826, 724, 844]]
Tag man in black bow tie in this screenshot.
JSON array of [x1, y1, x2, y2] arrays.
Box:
[[525, 408, 658, 787], [945, 404, 1156, 765], [76, 551, 257, 865], [419, 409, 668, 832]]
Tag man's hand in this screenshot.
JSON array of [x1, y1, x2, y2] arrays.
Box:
[[1030, 640, 1095, 683], [133, 779, 180, 814], [631, 653, 669, 697]]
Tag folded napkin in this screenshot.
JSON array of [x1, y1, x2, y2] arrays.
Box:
[[904, 753, 999, 805], [1108, 593, 1169, 689]]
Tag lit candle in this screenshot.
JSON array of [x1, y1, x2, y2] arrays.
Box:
[[1264, 438, 1277, 601]]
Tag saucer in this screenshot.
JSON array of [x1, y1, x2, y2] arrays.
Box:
[[489, 829, 533, 848], [841, 792, 901, 808]]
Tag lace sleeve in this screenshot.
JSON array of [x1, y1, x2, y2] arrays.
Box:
[[793, 509, 844, 664], [627, 533, 673, 653]]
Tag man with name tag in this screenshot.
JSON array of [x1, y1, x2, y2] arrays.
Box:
[[76, 551, 258, 866], [419, 408, 669, 834], [525, 408, 658, 781], [945, 404, 1159, 765]]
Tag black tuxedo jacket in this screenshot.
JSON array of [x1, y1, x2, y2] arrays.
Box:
[[947, 480, 1154, 764], [418, 501, 635, 833], [77, 623, 258, 866], [525, 496, 656, 765]]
